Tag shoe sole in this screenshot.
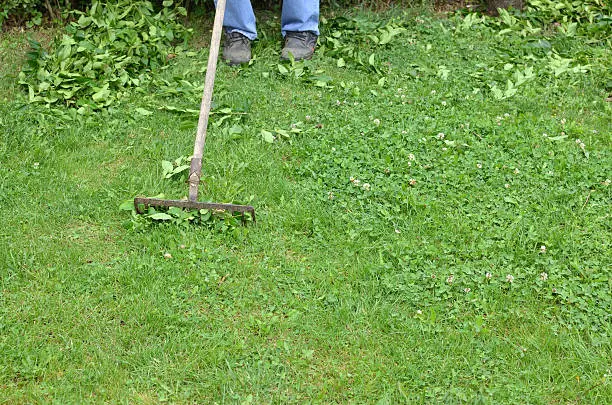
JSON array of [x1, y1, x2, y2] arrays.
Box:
[[224, 58, 251, 66], [280, 53, 314, 61]]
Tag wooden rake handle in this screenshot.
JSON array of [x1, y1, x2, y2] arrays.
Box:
[[188, 0, 227, 202]]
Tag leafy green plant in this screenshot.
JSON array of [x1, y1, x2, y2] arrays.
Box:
[[318, 16, 410, 75], [526, 0, 610, 25], [120, 199, 251, 231], [0, 0, 44, 28], [18, 0, 191, 109], [161, 155, 190, 179]]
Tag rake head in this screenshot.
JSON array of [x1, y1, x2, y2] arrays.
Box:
[[134, 197, 256, 224]]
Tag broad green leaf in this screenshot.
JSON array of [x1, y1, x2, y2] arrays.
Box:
[[261, 130, 275, 143], [547, 135, 568, 141], [149, 213, 173, 220], [368, 53, 376, 66], [135, 107, 153, 116], [172, 165, 190, 175], [119, 200, 135, 211], [58, 45, 72, 61], [162, 160, 174, 176], [92, 84, 110, 103]]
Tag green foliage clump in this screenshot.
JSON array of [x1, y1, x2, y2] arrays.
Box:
[[525, 0, 610, 24], [18, 0, 191, 109], [0, 0, 43, 28]]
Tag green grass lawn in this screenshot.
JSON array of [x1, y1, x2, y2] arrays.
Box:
[[1, 6, 611, 404]]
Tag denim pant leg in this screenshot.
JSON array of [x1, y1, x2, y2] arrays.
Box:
[[281, 0, 320, 36], [215, 0, 258, 40]]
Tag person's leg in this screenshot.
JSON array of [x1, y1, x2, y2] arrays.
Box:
[[280, 0, 319, 37], [280, 1, 319, 60], [216, 0, 256, 64], [215, 0, 257, 40]]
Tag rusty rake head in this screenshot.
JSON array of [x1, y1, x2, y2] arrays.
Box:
[[134, 197, 256, 224]]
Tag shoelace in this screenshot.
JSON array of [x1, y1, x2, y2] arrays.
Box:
[[226, 32, 249, 46], [286, 32, 315, 46]]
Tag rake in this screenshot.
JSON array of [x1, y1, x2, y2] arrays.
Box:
[[134, 0, 255, 224]]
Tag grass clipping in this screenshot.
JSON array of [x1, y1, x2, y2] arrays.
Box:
[[18, 0, 191, 110]]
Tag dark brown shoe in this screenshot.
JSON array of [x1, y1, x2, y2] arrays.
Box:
[[281, 31, 317, 61]]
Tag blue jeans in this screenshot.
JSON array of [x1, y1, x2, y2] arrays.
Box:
[[216, 0, 319, 40]]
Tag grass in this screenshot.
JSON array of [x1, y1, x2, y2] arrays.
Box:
[[1, 6, 611, 403]]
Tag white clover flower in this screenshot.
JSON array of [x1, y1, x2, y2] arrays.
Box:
[[540, 272, 548, 281], [477, 163, 482, 169], [408, 153, 415, 161], [305, 115, 311, 121], [328, 191, 335, 200], [362, 183, 371, 191], [431, 89, 436, 94], [179, 244, 186, 249], [485, 272, 492, 280], [409, 179, 417, 186], [416, 309, 423, 315], [437, 132, 445, 139], [506, 274, 514, 283], [514, 168, 520, 174], [373, 118, 381, 126], [603, 179, 611, 186], [331, 147, 336, 152], [504, 113, 510, 118], [505, 183, 510, 189], [575, 138, 582, 144], [464, 288, 471, 293], [336, 100, 341, 106], [540, 245, 546, 253], [163, 253, 172, 259], [441, 101, 447, 106], [447, 274, 454, 284]]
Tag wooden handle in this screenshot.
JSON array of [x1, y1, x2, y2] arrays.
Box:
[[189, 0, 227, 202]]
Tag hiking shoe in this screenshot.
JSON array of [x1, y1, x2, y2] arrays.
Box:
[[223, 31, 251, 65], [281, 31, 317, 61]]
